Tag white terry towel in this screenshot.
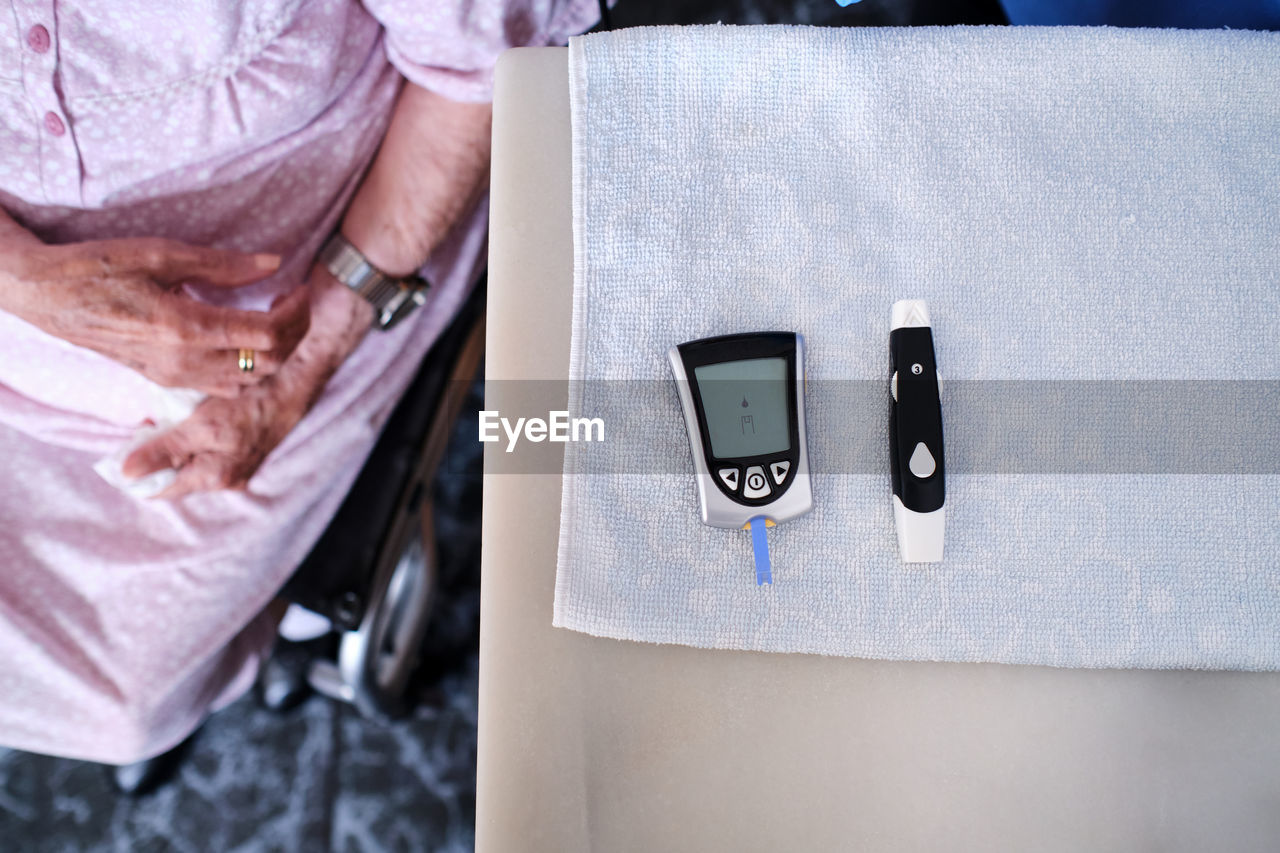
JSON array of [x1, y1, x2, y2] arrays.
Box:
[[553, 25, 1280, 670]]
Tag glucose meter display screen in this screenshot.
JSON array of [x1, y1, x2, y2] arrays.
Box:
[[693, 357, 791, 459]]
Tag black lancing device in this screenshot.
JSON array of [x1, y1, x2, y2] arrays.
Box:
[[889, 299, 945, 562]]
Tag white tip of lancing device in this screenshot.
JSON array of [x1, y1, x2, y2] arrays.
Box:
[[892, 495, 945, 563], [891, 299, 931, 331]]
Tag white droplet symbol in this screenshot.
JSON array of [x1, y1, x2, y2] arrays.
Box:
[[908, 442, 936, 479]]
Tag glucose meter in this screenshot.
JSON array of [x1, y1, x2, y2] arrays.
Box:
[[668, 332, 813, 536]]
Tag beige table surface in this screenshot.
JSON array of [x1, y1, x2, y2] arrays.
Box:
[[477, 46, 1280, 853]]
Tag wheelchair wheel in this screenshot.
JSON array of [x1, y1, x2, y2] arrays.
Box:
[[329, 500, 438, 719]]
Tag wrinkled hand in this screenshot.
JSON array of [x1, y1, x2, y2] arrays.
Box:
[[121, 265, 374, 498], [0, 237, 309, 397], [120, 372, 310, 498]]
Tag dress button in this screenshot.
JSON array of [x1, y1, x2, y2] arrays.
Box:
[[27, 25, 51, 54], [44, 111, 65, 137]]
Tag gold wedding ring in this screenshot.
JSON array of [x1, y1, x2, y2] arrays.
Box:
[[237, 348, 256, 374]]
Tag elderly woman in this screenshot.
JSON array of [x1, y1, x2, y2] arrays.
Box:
[[0, 0, 598, 765]]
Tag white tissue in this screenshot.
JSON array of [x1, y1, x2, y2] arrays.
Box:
[[93, 387, 205, 498]]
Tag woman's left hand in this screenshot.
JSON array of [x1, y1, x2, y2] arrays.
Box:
[[122, 265, 373, 498]]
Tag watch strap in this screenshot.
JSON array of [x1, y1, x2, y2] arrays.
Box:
[[318, 233, 429, 330]]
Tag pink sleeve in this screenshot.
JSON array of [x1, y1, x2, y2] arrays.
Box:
[[362, 0, 603, 102]]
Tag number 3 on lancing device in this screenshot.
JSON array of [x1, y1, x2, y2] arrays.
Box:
[[668, 332, 814, 585]]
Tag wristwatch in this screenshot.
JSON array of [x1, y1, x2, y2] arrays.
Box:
[[318, 232, 430, 330]]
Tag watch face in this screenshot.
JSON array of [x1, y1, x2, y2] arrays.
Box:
[[380, 284, 430, 330]]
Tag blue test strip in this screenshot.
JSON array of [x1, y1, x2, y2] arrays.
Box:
[[749, 516, 772, 585]]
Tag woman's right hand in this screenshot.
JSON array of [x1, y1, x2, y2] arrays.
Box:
[[0, 237, 310, 398]]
